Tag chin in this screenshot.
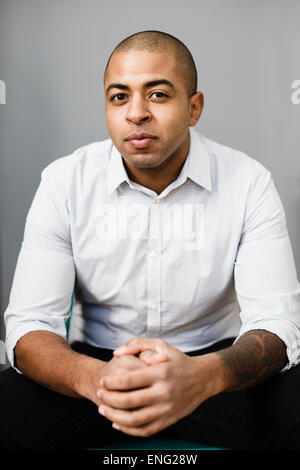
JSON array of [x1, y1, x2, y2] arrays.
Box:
[[125, 153, 162, 168]]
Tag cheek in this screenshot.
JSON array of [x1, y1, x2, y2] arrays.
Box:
[[106, 110, 124, 137], [156, 102, 189, 128], [158, 110, 190, 142]]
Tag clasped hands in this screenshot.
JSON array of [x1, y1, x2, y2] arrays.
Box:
[[96, 337, 215, 437]]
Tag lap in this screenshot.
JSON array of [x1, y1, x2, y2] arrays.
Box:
[[1, 339, 300, 450], [0, 343, 124, 449], [171, 362, 300, 449]]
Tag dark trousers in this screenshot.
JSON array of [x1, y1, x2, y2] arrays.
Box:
[[1, 338, 300, 450]]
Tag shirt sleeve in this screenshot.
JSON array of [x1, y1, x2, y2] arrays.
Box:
[[234, 162, 300, 372], [4, 160, 76, 372]]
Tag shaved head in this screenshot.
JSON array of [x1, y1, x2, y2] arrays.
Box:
[[104, 30, 198, 97]]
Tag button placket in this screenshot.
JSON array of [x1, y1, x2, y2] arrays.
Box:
[[146, 200, 162, 337]]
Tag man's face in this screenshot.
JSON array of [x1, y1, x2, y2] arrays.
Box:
[[104, 49, 201, 169]]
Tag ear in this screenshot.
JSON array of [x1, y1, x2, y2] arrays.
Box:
[[189, 92, 204, 127]]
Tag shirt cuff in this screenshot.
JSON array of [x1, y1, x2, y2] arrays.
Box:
[[5, 322, 67, 374], [234, 318, 300, 373]]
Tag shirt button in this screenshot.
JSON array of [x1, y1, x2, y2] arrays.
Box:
[[151, 303, 158, 311], [150, 250, 160, 260]]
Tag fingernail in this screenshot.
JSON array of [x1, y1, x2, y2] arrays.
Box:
[[97, 389, 102, 398], [112, 423, 120, 430], [99, 406, 106, 416], [113, 347, 124, 355]]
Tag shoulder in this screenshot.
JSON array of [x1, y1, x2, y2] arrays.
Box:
[[200, 133, 271, 187], [40, 138, 113, 189]]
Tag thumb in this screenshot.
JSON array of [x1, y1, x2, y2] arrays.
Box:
[[113, 337, 167, 357], [139, 350, 169, 365]]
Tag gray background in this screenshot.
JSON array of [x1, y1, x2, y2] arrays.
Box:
[[0, 0, 300, 369]]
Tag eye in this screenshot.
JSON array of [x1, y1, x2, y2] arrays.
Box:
[[110, 93, 128, 102], [150, 91, 168, 99]]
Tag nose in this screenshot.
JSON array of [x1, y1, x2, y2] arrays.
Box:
[[126, 95, 151, 125]]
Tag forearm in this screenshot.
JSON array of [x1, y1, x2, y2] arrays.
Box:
[[14, 330, 106, 402], [209, 329, 288, 394]]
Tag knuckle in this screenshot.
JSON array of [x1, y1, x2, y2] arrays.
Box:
[[117, 355, 135, 369], [117, 355, 128, 363], [127, 414, 136, 427], [115, 367, 126, 375], [156, 380, 173, 401], [130, 337, 140, 345], [161, 383, 171, 400], [164, 402, 173, 415], [164, 385, 172, 401], [159, 364, 169, 380], [119, 356, 131, 366], [125, 374, 134, 388], [122, 396, 131, 408]]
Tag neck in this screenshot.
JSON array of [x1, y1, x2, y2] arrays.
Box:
[[123, 132, 190, 195]]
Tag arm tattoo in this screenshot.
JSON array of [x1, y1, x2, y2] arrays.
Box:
[[216, 330, 288, 391]]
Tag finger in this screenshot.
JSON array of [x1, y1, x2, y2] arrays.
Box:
[[112, 418, 168, 438], [138, 351, 154, 362], [98, 403, 162, 428], [139, 351, 169, 365], [113, 338, 168, 357], [97, 386, 159, 410], [101, 365, 160, 391]]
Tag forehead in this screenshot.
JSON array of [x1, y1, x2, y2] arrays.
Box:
[[105, 49, 181, 87]]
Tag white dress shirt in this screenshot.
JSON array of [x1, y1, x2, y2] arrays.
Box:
[[4, 128, 300, 372]]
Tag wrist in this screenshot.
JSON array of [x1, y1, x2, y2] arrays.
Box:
[[191, 351, 229, 399], [72, 352, 107, 403]]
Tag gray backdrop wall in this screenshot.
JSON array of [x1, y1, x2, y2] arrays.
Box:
[[0, 0, 299, 369]]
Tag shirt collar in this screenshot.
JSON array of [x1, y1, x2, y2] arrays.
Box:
[[107, 127, 212, 197], [107, 143, 132, 196], [187, 127, 212, 192]]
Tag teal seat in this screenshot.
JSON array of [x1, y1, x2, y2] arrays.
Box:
[[66, 292, 226, 451], [88, 436, 224, 450]]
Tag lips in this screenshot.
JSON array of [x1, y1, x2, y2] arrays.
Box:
[[125, 132, 157, 149]]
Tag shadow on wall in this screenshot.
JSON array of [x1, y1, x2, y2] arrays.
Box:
[[0, 340, 6, 372], [1, 79, 6, 370], [0, 80, 6, 104]]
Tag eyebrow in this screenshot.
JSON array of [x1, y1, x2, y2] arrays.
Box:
[[106, 79, 175, 95]]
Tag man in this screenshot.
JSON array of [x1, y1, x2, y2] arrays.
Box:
[[1, 30, 300, 450]]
